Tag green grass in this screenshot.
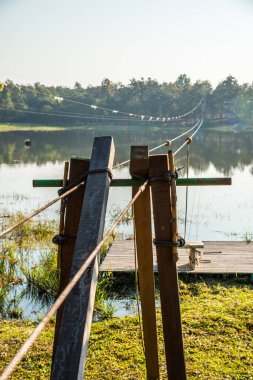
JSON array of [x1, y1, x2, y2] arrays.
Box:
[[0, 123, 67, 132], [0, 279, 252, 379]]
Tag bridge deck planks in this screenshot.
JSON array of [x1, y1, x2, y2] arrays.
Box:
[[100, 241, 253, 273]]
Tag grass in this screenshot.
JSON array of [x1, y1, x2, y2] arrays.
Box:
[[0, 278, 252, 379], [0, 213, 58, 318], [0, 212, 117, 320], [0, 123, 66, 132]]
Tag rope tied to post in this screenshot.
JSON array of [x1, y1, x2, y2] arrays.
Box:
[[131, 167, 184, 185], [153, 236, 185, 248], [58, 167, 113, 196]]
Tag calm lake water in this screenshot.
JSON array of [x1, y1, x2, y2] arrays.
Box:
[[1, 122, 253, 319], [0, 123, 253, 241]]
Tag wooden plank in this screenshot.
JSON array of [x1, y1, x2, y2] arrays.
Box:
[[149, 154, 186, 380], [51, 136, 115, 380], [33, 177, 232, 188], [52, 158, 90, 363], [100, 240, 253, 274], [130, 146, 159, 380]]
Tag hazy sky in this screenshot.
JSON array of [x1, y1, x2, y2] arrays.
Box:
[[0, 0, 252, 88]]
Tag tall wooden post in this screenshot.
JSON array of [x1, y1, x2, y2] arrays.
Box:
[[149, 154, 186, 380], [52, 158, 90, 363], [57, 161, 69, 270], [51, 136, 115, 380], [168, 151, 179, 262], [130, 146, 159, 380]]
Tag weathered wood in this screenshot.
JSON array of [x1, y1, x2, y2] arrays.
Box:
[[168, 151, 179, 262], [33, 177, 232, 188], [51, 136, 115, 380], [130, 146, 159, 380], [100, 240, 253, 273], [52, 158, 90, 364], [57, 161, 69, 269], [149, 154, 187, 380]]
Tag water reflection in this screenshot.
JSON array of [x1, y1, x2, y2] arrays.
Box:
[[0, 125, 253, 174]]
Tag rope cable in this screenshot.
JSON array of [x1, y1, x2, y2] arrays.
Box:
[[114, 119, 201, 169], [0, 181, 85, 240], [59, 95, 203, 121], [184, 143, 190, 240], [173, 118, 203, 156]]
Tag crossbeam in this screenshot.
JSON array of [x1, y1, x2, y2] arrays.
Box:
[[33, 177, 231, 188]]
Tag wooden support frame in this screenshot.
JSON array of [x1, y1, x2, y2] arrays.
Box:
[[149, 154, 187, 380], [130, 146, 159, 380], [51, 136, 115, 380]]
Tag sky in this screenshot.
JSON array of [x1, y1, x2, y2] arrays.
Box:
[[0, 0, 253, 88]]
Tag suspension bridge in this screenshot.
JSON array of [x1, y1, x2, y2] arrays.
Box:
[[0, 95, 252, 380]]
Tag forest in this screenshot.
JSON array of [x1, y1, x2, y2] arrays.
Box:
[[0, 74, 253, 125]]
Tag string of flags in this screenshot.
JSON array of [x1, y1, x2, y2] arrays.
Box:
[[7, 83, 203, 122], [53, 95, 204, 122]]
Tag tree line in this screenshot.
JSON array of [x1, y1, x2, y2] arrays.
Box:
[[0, 74, 253, 125]]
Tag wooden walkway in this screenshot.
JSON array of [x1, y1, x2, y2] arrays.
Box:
[[100, 240, 253, 274]]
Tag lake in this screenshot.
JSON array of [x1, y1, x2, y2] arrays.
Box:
[[0, 123, 253, 242]]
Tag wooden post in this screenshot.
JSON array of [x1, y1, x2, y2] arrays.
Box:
[[149, 154, 187, 380], [130, 146, 159, 380], [51, 136, 115, 380], [52, 158, 90, 363], [57, 161, 69, 269], [168, 151, 179, 263]]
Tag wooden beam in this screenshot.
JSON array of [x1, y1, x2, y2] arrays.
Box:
[[33, 177, 232, 188], [149, 154, 187, 380], [130, 146, 159, 380], [51, 136, 115, 380], [52, 158, 90, 364]]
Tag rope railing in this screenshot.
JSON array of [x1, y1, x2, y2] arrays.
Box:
[[113, 118, 201, 169], [173, 118, 204, 156], [0, 181, 85, 240], [0, 181, 148, 380]]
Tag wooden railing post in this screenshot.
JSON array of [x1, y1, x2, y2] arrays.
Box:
[[51, 136, 115, 380], [130, 146, 159, 380], [149, 154, 187, 380], [52, 158, 90, 363]]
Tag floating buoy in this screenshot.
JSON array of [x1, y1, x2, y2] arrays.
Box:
[[24, 139, 31, 147]]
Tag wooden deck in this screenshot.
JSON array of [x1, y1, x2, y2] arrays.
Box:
[[100, 240, 253, 274]]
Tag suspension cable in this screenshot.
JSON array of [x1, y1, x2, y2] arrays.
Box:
[[184, 143, 190, 240], [0, 106, 150, 123], [113, 119, 201, 169], [173, 118, 203, 156], [0, 181, 148, 380], [58, 96, 203, 121]]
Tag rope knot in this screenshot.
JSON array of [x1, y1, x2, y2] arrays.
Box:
[[186, 136, 192, 144]]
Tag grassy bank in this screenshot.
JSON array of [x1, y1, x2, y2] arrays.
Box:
[[0, 279, 252, 379], [0, 123, 67, 132]]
